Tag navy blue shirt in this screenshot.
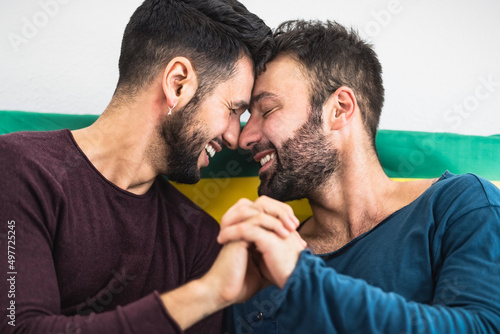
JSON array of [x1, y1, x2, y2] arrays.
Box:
[[227, 172, 500, 333]]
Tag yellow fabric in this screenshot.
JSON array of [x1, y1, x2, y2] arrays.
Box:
[[174, 177, 500, 223], [173, 177, 312, 222]]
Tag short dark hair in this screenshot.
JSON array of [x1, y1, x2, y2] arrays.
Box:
[[116, 0, 272, 97], [271, 20, 384, 147]]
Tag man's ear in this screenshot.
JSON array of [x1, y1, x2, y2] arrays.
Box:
[[162, 57, 198, 113], [324, 86, 357, 131]]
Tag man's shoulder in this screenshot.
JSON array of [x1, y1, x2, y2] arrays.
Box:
[[435, 171, 500, 205], [420, 171, 500, 225], [0, 130, 77, 188], [0, 130, 70, 164]]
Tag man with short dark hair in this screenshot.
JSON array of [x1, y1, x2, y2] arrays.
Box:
[[0, 0, 276, 333], [220, 20, 500, 333]]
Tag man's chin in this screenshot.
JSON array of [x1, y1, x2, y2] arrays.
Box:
[[257, 171, 283, 199], [258, 179, 306, 203], [257, 182, 286, 201], [257, 174, 273, 197], [167, 170, 201, 185], [257, 183, 270, 198], [174, 177, 200, 185]]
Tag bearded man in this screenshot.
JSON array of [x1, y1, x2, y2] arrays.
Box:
[[220, 20, 500, 333], [0, 0, 278, 333]]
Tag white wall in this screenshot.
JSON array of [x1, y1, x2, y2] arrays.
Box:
[[1, 0, 499, 136]]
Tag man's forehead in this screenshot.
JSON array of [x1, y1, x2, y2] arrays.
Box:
[[215, 56, 254, 108], [252, 56, 304, 94]]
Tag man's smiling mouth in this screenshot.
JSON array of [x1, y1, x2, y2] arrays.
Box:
[[205, 143, 216, 158], [259, 152, 275, 166]]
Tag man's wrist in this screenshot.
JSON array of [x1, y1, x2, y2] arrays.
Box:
[[160, 278, 224, 330]]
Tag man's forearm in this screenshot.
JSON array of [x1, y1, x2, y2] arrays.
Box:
[[276, 250, 500, 333], [161, 278, 226, 330], [161, 241, 257, 330]]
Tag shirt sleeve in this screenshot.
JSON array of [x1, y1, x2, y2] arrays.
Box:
[[185, 210, 224, 334], [0, 147, 183, 334], [275, 204, 500, 333]]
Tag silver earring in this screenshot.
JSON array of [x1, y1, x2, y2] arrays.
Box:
[[168, 102, 176, 116]]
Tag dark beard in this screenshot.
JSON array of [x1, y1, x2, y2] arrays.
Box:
[[161, 93, 209, 184], [256, 111, 339, 201]]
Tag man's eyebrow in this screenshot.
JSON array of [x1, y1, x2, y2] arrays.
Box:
[[230, 100, 250, 110], [251, 92, 279, 106]]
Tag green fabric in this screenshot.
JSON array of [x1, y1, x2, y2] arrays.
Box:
[[1, 110, 499, 180], [376, 130, 500, 180], [0, 110, 97, 134]]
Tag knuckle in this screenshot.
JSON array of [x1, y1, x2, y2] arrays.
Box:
[[256, 212, 270, 223], [220, 216, 230, 227], [236, 198, 250, 206], [238, 205, 256, 217], [259, 195, 270, 202], [236, 223, 249, 235]]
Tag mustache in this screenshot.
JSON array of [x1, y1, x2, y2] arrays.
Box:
[[250, 142, 277, 158], [211, 137, 224, 148]]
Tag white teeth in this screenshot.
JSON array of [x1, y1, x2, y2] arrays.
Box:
[[259, 153, 275, 166], [205, 144, 216, 158]]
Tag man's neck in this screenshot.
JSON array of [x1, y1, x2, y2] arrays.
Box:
[[71, 96, 162, 195], [300, 148, 435, 254]]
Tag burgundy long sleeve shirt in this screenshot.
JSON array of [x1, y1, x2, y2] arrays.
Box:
[[0, 130, 223, 333]]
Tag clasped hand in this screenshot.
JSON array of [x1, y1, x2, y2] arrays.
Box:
[[207, 196, 306, 307]]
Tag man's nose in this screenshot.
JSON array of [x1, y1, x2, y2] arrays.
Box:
[[239, 116, 262, 150], [222, 117, 241, 150]]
